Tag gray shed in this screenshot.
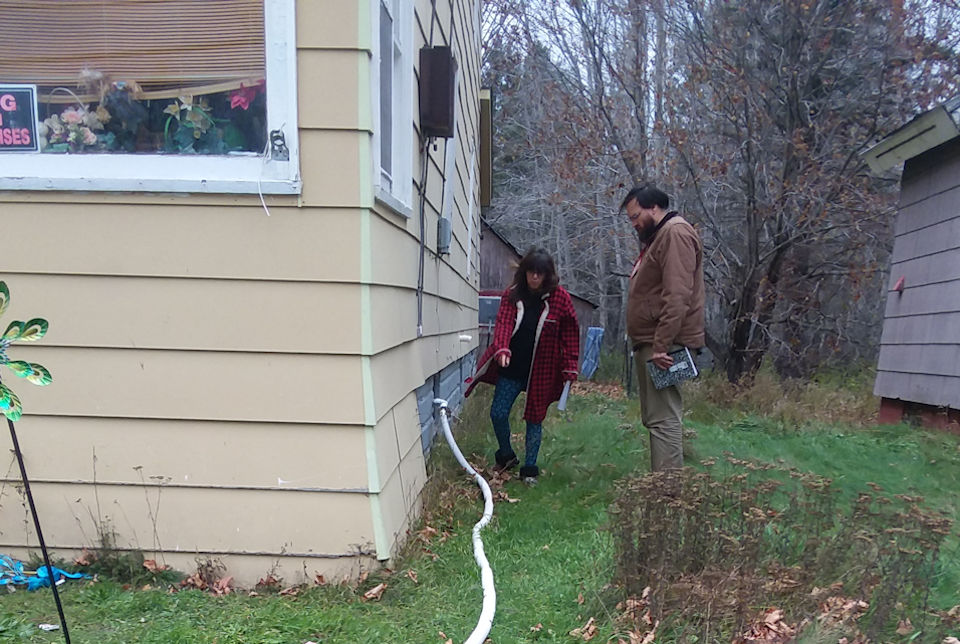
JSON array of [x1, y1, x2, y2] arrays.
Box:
[[864, 96, 960, 429]]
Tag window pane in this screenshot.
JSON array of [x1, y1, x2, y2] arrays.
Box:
[[0, 0, 267, 156], [379, 1, 393, 181]]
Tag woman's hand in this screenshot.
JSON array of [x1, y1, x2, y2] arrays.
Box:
[[498, 353, 511, 368]]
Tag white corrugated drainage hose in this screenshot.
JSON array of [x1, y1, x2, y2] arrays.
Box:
[[433, 398, 496, 644]]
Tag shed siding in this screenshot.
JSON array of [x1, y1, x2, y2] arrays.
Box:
[[875, 136, 960, 409]]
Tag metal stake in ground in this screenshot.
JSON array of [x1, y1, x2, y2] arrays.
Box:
[[6, 412, 71, 644]]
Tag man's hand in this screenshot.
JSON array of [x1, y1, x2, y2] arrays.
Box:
[[650, 351, 674, 370], [498, 353, 510, 368]]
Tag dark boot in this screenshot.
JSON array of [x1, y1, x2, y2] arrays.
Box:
[[493, 449, 519, 472], [519, 465, 539, 486]]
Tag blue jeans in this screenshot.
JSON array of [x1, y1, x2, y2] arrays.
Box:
[[490, 376, 543, 467]]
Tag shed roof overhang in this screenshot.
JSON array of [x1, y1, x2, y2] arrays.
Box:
[[863, 96, 960, 173]]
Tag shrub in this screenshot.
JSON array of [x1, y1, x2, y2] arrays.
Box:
[[610, 457, 953, 642]]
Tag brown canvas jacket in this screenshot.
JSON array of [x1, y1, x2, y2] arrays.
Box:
[[626, 214, 705, 353]]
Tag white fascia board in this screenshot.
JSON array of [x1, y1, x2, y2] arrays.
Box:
[[864, 104, 960, 174]]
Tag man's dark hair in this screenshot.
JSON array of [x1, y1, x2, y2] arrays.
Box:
[[620, 185, 670, 211], [509, 247, 559, 302]]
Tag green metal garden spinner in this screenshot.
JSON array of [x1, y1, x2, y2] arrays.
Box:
[[0, 280, 71, 643]]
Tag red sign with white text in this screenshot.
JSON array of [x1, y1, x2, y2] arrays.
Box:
[[0, 85, 39, 152]]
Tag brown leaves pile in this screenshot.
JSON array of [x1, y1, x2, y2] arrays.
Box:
[[570, 617, 598, 641], [572, 381, 625, 400], [73, 550, 95, 567], [180, 572, 233, 595], [614, 587, 658, 644], [735, 608, 797, 643], [142, 559, 170, 574]]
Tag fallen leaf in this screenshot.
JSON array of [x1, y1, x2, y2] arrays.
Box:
[[577, 592, 585, 604], [212, 576, 233, 596], [74, 550, 95, 566], [279, 585, 300, 596], [418, 526, 439, 543], [362, 582, 387, 601], [570, 617, 597, 641], [765, 609, 784, 624], [143, 559, 170, 574], [406, 569, 419, 584], [942, 638, 960, 644], [314, 574, 326, 586], [256, 574, 281, 590], [896, 619, 913, 635], [531, 623, 543, 632]]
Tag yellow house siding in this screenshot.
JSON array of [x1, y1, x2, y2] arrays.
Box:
[[15, 347, 364, 424], [5, 417, 369, 491], [0, 203, 362, 282], [299, 130, 369, 207], [298, 50, 365, 130], [297, 0, 361, 50], [2, 484, 375, 557], [5, 274, 362, 354]]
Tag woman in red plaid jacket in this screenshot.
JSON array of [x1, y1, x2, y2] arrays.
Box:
[[465, 248, 579, 486]]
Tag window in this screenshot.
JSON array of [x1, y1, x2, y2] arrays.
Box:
[[373, 0, 413, 215], [0, 0, 299, 194]]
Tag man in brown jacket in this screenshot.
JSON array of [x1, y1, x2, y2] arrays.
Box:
[[622, 185, 705, 471]]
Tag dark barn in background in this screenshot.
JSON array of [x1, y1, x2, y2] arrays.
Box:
[[478, 219, 599, 359], [865, 96, 960, 430]]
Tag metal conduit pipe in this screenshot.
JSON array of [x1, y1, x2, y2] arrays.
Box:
[[433, 399, 496, 643]]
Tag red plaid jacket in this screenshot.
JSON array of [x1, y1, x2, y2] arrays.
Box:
[[465, 285, 579, 423]]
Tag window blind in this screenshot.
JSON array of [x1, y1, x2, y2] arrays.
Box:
[[0, 0, 265, 102]]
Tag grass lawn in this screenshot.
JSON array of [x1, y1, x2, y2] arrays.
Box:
[[1, 380, 958, 643]]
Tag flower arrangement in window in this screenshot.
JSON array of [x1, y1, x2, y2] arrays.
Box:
[[35, 78, 267, 156], [38, 104, 116, 153], [163, 96, 228, 154]]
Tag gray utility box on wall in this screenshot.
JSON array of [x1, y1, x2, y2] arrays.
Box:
[[437, 217, 452, 254], [419, 46, 457, 138]]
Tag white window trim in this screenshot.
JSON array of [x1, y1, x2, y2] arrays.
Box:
[[372, 0, 413, 217], [0, 0, 300, 195]]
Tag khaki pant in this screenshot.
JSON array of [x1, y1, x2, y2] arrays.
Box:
[[634, 344, 684, 471]]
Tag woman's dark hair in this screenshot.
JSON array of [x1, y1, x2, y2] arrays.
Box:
[[509, 247, 559, 302], [620, 185, 670, 211]]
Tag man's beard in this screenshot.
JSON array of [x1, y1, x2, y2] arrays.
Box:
[[638, 221, 657, 245]]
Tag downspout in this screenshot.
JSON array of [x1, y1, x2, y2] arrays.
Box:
[[417, 135, 433, 338], [416, 0, 439, 338]]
